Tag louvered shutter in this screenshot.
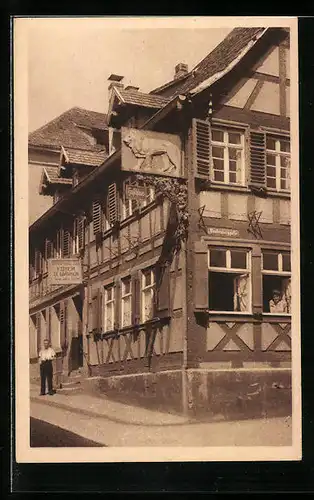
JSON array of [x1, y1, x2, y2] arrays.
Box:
[[47, 307, 51, 342], [194, 241, 209, 310], [114, 278, 120, 330], [131, 271, 141, 325], [108, 183, 119, 226], [45, 239, 53, 259], [192, 118, 212, 179], [91, 290, 100, 333], [35, 249, 42, 276], [92, 199, 102, 235], [249, 130, 266, 187], [56, 229, 62, 258], [62, 229, 71, 257], [78, 216, 85, 250], [36, 312, 41, 354], [60, 301, 65, 346], [156, 264, 170, 318]]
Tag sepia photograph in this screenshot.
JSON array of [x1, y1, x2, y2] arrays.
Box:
[[14, 16, 301, 462]]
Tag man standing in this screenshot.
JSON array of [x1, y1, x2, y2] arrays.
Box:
[[39, 339, 56, 396]]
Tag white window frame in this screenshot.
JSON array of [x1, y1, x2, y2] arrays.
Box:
[[103, 284, 115, 332], [122, 178, 155, 220], [211, 128, 245, 186], [141, 268, 156, 323], [121, 276, 132, 328], [208, 247, 252, 314], [266, 135, 290, 192], [262, 250, 291, 316]]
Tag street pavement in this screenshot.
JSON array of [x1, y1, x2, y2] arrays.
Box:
[[30, 417, 104, 447], [30, 384, 293, 447]]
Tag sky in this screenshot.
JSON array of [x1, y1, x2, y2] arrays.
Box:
[[27, 18, 232, 132]]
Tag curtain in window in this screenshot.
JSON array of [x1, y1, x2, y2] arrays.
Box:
[[233, 274, 249, 312], [282, 278, 291, 313]]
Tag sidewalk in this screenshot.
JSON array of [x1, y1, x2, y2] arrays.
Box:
[[30, 384, 293, 447]]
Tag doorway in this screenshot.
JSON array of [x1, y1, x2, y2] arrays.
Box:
[[70, 294, 84, 371]]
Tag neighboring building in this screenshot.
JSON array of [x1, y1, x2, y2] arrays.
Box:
[[29, 27, 292, 418], [28, 107, 108, 224]]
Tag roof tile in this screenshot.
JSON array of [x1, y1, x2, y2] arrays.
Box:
[[63, 148, 107, 167], [29, 107, 108, 150]]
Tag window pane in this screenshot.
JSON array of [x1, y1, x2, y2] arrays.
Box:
[[143, 269, 152, 287], [280, 156, 289, 168], [263, 252, 278, 270], [210, 249, 226, 268], [229, 160, 237, 171], [267, 166, 276, 177], [214, 171, 224, 182], [228, 132, 241, 145], [266, 137, 276, 150], [213, 158, 224, 171], [231, 250, 247, 269], [212, 129, 224, 142], [280, 140, 290, 153], [106, 287, 113, 301], [122, 278, 131, 295], [266, 153, 276, 165], [122, 296, 131, 326], [209, 272, 249, 312], [229, 172, 236, 183], [212, 146, 224, 158], [282, 253, 291, 272], [266, 178, 276, 188]]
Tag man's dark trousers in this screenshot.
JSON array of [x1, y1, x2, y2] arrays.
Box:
[[40, 360, 53, 395]]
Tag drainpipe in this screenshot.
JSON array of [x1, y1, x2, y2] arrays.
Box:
[[181, 238, 189, 417]]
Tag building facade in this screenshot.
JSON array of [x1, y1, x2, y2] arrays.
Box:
[[29, 27, 293, 418]]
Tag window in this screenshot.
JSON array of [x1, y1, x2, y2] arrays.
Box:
[[103, 284, 115, 332], [208, 247, 251, 313], [121, 277, 132, 327], [73, 219, 79, 254], [141, 268, 156, 322], [266, 136, 290, 191], [262, 250, 291, 314], [211, 128, 245, 185], [122, 177, 154, 219]]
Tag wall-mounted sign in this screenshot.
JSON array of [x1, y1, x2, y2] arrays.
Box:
[[126, 184, 147, 201], [207, 227, 240, 238], [48, 258, 82, 286], [121, 127, 182, 178]]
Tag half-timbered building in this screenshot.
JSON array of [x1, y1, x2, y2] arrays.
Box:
[[29, 27, 293, 418]]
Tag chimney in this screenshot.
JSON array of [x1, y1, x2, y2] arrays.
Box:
[[125, 85, 140, 92], [174, 63, 188, 79], [108, 74, 124, 91]]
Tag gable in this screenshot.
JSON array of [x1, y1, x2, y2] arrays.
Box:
[[219, 35, 290, 118]]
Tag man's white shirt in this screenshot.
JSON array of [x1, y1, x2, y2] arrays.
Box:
[[39, 347, 56, 363]]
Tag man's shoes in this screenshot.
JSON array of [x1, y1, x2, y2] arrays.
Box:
[[39, 393, 45, 396], [48, 391, 55, 396]]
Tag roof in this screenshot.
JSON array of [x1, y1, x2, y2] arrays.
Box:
[[62, 147, 107, 167], [117, 88, 171, 109], [29, 107, 108, 150], [151, 27, 266, 97], [43, 166, 72, 185]]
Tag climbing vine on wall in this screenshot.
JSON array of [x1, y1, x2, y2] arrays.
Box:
[[136, 174, 189, 255]]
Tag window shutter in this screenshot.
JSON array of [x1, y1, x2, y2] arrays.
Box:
[[156, 264, 170, 318], [114, 278, 121, 330], [56, 229, 62, 257], [91, 291, 100, 333], [45, 239, 53, 263], [47, 307, 52, 342], [78, 216, 85, 250], [131, 271, 141, 325], [192, 118, 212, 179], [36, 312, 41, 354], [62, 229, 71, 257], [108, 183, 119, 225], [194, 242, 209, 310], [92, 199, 102, 235], [249, 130, 266, 187], [35, 249, 42, 276], [60, 301, 65, 346]]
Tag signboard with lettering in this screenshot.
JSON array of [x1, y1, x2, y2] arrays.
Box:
[[121, 127, 182, 178], [126, 184, 147, 201], [207, 227, 240, 238], [48, 259, 83, 286]]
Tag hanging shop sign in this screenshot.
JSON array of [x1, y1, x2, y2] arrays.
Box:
[[121, 127, 182, 178], [207, 227, 240, 238], [126, 184, 147, 201], [48, 258, 83, 286]]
